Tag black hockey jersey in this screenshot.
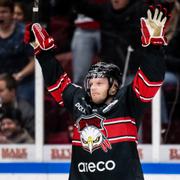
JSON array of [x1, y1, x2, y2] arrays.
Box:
[[36, 46, 165, 180]]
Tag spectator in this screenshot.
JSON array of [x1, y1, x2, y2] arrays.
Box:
[[73, 0, 146, 75], [71, 3, 103, 85], [0, 107, 34, 144], [0, 73, 34, 138], [161, 0, 180, 143], [13, 1, 27, 23], [13, 0, 32, 23], [0, 0, 35, 105]]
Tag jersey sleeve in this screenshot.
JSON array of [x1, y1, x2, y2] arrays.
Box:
[[132, 47, 165, 101], [127, 46, 166, 124], [36, 51, 76, 108]]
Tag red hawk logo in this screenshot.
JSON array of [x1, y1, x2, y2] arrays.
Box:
[[76, 114, 111, 153]]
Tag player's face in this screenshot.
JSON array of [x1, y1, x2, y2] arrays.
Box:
[[111, 0, 129, 10], [89, 77, 109, 104]]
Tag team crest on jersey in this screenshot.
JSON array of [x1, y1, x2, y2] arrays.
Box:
[[76, 114, 112, 153]]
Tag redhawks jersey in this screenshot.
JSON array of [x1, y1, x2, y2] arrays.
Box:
[[37, 47, 165, 180]]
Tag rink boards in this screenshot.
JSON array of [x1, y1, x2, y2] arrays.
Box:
[[0, 163, 180, 180], [0, 144, 180, 180]]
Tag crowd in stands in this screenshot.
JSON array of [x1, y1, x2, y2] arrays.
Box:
[[0, 0, 34, 143], [0, 0, 179, 144]]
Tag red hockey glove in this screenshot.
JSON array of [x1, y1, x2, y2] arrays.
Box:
[[24, 23, 55, 55], [24, 23, 41, 55], [140, 6, 168, 47], [24, 23, 33, 44]]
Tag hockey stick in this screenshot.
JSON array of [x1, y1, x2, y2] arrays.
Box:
[[32, 0, 40, 23], [121, 45, 134, 87]]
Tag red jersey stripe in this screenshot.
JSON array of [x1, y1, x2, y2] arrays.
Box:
[[133, 68, 162, 102], [47, 73, 71, 107]]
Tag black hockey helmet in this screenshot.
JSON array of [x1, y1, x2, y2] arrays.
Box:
[[84, 62, 122, 92]]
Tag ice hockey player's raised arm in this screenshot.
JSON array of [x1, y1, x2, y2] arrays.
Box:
[[132, 5, 169, 103], [24, 23, 72, 107]]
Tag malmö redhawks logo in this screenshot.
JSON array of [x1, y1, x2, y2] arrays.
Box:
[[76, 114, 112, 154]]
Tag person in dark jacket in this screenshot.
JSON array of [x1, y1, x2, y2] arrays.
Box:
[[72, 0, 146, 74], [24, 6, 168, 180], [0, 0, 35, 105]]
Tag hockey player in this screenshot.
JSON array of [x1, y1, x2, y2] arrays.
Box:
[[24, 6, 168, 180]]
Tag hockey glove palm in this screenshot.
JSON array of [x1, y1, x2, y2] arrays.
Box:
[[141, 7, 168, 47]]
